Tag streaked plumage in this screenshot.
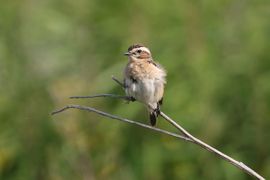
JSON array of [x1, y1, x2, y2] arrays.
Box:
[[123, 44, 166, 126]]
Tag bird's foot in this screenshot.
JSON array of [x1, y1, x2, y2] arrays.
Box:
[[125, 96, 136, 103], [155, 104, 161, 115]]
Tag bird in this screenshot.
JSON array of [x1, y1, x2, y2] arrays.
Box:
[[123, 44, 166, 126]]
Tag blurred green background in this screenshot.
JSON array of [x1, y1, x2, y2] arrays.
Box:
[[1, 0, 270, 179]]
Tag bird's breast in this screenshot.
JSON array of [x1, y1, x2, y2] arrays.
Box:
[[125, 61, 166, 82]]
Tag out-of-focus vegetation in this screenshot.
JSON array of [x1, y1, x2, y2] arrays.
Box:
[[0, 0, 269, 179]]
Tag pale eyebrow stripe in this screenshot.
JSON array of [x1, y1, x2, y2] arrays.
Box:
[[139, 47, 151, 54]]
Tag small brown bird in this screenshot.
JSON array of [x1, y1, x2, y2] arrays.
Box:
[[123, 44, 166, 126]]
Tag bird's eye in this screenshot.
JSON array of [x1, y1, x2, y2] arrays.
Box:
[[137, 49, 142, 53]]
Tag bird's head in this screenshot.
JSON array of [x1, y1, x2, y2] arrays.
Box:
[[124, 44, 152, 60]]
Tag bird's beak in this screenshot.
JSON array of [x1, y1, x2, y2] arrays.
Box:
[[124, 52, 130, 56]]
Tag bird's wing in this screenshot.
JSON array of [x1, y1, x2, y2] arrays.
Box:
[[148, 60, 166, 73]]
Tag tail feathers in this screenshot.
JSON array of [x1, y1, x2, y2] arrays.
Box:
[[149, 99, 163, 126], [149, 101, 162, 126], [149, 111, 158, 126]]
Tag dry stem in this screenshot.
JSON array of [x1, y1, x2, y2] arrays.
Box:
[[51, 77, 265, 180]]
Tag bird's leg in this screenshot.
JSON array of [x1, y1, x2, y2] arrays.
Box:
[[125, 96, 136, 103], [129, 96, 136, 102], [155, 103, 161, 115]]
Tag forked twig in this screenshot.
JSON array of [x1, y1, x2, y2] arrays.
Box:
[[51, 77, 265, 180], [70, 94, 130, 100], [112, 75, 125, 88], [51, 104, 191, 141]]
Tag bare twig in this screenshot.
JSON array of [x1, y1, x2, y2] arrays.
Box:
[[51, 105, 191, 142], [51, 76, 265, 180], [70, 94, 130, 100], [159, 112, 264, 180], [112, 75, 125, 88]]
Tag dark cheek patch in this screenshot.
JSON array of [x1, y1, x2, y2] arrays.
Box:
[[139, 52, 150, 59]]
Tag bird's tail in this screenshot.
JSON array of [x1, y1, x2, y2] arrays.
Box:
[[149, 100, 162, 126], [149, 104, 161, 126], [149, 111, 158, 126]]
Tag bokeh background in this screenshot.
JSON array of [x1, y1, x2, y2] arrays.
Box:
[[1, 0, 270, 179]]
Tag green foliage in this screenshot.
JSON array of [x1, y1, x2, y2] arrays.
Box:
[[0, 0, 269, 179]]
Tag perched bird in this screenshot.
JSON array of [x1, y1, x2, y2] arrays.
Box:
[[123, 44, 166, 126]]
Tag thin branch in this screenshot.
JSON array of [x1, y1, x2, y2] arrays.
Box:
[[159, 112, 264, 180], [51, 105, 191, 142], [51, 76, 265, 180], [112, 75, 125, 88], [56, 93, 265, 179], [70, 94, 130, 100]]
